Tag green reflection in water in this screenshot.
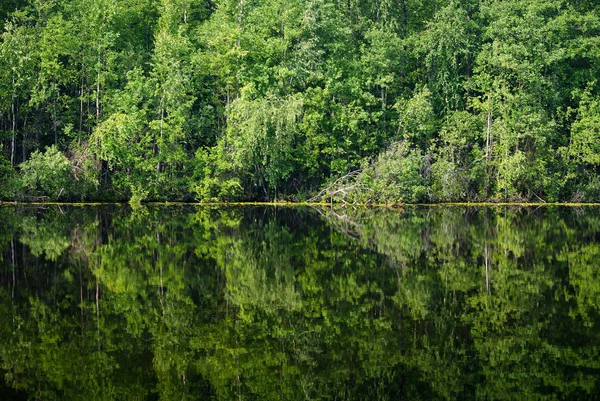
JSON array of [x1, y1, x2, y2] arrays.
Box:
[[0, 205, 599, 400]]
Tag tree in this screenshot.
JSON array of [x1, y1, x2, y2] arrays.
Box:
[[226, 91, 303, 199], [0, 17, 34, 167], [417, 1, 477, 112], [20, 145, 72, 200]]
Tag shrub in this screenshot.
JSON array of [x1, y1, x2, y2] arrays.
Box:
[[20, 145, 73, 200]]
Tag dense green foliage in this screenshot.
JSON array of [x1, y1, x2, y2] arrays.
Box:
[[0, 205, 600, 399], [1, 0, 599, 202]]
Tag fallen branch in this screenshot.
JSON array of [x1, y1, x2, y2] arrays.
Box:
[[308, 170, 362, 203], [531, 191, 546, 203]]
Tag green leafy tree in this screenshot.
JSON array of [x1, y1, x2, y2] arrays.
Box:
[[226, 91, 303, 199], [417, 1, 477, 112], [562, 90, 600, 200], [20, 145, 72, 200]]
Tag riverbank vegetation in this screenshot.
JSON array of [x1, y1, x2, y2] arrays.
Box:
[[1, 0, 599, 202]]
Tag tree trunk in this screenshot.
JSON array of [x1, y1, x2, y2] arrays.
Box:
[[96, 62, 100, 124], [53, 97, 58, 145], [485, 96, 492, 198], [80, 69, 85, 137], [22, 117, 27, 162], [237, 0, 243, 48], [401, 0, 407, 38], [157, 101, 164, 182], [11, 76, 16, 167]]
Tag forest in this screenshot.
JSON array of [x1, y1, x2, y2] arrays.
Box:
[[0, 0, 599, 203]]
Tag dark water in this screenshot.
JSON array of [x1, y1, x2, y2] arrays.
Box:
[[0, 204, 599, 400]]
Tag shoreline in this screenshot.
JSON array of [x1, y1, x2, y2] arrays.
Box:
[[2, 200, 600, 207]]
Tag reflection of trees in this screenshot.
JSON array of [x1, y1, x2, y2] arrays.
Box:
[[317, 205, 600, 399], [0, 205, 599, 399]]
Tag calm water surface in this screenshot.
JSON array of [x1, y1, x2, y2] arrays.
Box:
[[0, 205, 599, 400]]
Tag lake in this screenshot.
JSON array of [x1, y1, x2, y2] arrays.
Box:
[[0, 204, 599, 400]]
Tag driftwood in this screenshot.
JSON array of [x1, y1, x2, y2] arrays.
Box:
[[531, 191, 546, 203], [308, 170, 369, 203]]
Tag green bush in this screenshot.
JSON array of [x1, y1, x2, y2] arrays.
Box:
[[362, 141, 428, 203], [193, 144, 243, 202], [20, 145, 73, 201], [317, 141, 429, 204]]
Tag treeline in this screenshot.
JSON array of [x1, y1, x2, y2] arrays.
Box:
[[0, 0, 599, 202]]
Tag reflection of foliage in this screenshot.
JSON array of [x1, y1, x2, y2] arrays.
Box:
[[20, 215, 70, 261], [0, 205, 599, 400]]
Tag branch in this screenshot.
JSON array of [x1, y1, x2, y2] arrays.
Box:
[[308, 170, 362, 203], [531, 191, 546, 203]]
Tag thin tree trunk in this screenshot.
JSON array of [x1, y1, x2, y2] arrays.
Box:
[[96, 53, 101, 124], [87, 80, 92, 135], [96, 75, 100, 124], [401, 0, 407, 38], [486, 109, 492, 158], [505, 147, 508, 201], [36, 111, 40, 150], [237, 0, 243, 48], [157, 97, 164, 182], [22, 117, 27, 162], [80, 70, 85, 137], [53, 98, 58, 145], [11, 77, 16, 167], [485, 96, 492, 198], [466, 8, 471, 99]]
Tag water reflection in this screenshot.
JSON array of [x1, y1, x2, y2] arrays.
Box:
[[0, 205, 599, 400]]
